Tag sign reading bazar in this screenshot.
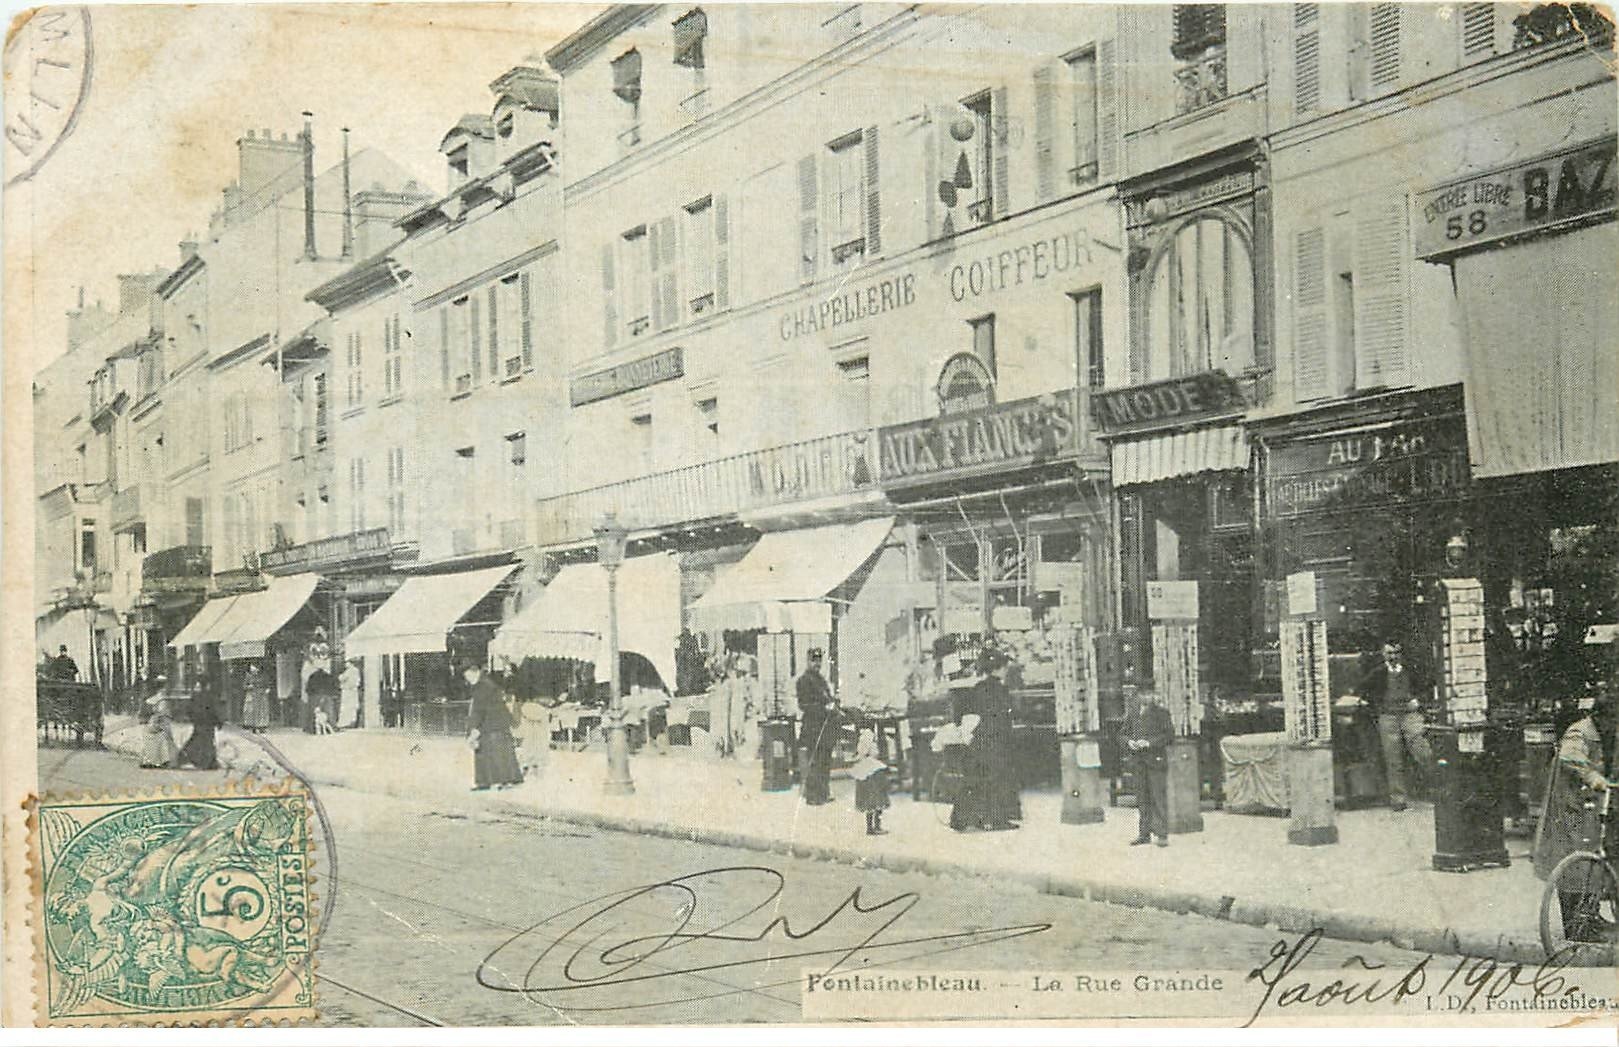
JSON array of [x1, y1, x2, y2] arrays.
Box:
[[1414, 137, 1617, 258], [879, 390, 1083, 488], [570, 347, 684, 406], [1091, 371, 1245, 435]]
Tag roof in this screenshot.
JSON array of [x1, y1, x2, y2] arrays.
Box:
[[439, 114, 495, 151], [306, 243, 409, 313], [490, 65, 559, 112], [154, 253, 205, 299], [545, 5, 658, 74]]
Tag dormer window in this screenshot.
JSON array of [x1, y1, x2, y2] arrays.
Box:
[[496, 112, 514, 139], [674, 9, 707, 69], [612, 49, 643, 147], [448, 145, 470, 182]]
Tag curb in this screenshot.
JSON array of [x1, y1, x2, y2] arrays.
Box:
[[92, 731, 1556, 967]]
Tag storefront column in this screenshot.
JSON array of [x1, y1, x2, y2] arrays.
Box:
[[363, 654, 382, 730]]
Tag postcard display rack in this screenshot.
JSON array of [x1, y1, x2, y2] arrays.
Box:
[[1149, 621, 1205, 833], [1054, 626, 1105, 824], [1280, 618, 1338, 846], [1430, 578, 1509, 871]]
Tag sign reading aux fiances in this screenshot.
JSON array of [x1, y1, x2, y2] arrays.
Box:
[[1414, 137, 1617, 258], [878, 390, 1082, 488]]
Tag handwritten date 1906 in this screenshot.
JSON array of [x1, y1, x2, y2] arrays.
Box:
[[476, 865, 1050, 1014]]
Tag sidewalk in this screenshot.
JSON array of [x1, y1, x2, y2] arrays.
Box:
[[103, 718, 1553, 963]]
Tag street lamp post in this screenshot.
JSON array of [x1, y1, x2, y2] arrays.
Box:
[[596, 513, 635, 796]]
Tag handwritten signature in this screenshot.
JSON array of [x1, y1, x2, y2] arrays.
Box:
[[1245, 927, 1588, 1027], [476, 865, 1049, 1012]]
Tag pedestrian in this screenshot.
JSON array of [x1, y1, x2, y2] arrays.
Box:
[[797, 648, 839, 806], [304, 665, 338, 735], [851, 728, 890, 835], [339, 659, 361, 728], [514, 698, 552, 778], [465, 660, 523, 791], [241, 662, 272, 734], [175, 682, 221, 771], [1359, 639, 1435, 810], [51, 644, 80, 682], [139, 680, 180, 769], [1123, 692, 1174, 847], [950, 647, 1020, 832], [1534, 693, 1617, 941]]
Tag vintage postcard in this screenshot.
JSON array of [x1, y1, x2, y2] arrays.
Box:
[[5, 0, 1619, 1033]]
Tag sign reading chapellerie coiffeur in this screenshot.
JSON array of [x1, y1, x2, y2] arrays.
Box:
[[1413, 137, 1617, 259], [878, 390, 1082, 488], [570, 347, 685, 406], [1090, 371, 1245, 436], [779, 271, 917, 341]]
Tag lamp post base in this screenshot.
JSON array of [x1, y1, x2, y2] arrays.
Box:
[[603, 716, 636, 796]]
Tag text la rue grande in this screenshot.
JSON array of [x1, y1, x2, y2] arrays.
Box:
[[1031, 972, 1225, 994]]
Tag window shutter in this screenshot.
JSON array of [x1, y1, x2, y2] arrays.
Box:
[[657, 215, 679, 331], [487, 284, 500, 377], [601, 242, 618, 348], [1369, 3, 1401, 91], [520, 272, 534, 369], [863, 126, 881, 256], [1353, 196, 1409, 390], [469, 296, 482, 382], [1293, 4, 1320, 116], [713, 194, 731, 309], [353, 332, 362, 402], [648, 222, 665, 329], [923, 107, 941, 240], [1032, 64, 1056, 202], [1461, 2, 1495, 58], [991, 85, 1010, 218], [439, 307, 450, 388], [798, 153, 818, 282], [1292, 226, 1330, 401], [1097, 39, 1119, 181]]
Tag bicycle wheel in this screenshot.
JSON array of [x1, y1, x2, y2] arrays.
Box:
[[1540, 851, 1619, 959]]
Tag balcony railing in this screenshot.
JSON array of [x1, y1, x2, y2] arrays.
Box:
[[535, 428, 879, 547], [110, 484, 152, 531], [142, 544, 213, 583], [1174, 45, 1229, 114]]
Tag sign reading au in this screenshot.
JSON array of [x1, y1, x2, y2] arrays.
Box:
[[1414, 137, 1617, 258]]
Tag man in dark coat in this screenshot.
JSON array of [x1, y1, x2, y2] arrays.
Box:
[[1535, 695, 1617, 941], [176, 683, 221, 770], [1123, 693, 1174, 847], [950, 647, 1021, 832], [1359, 640, 1435, 810], [797, 649, 838, 806], [466, 661, 523, 791], [51, 645, 80, 681]]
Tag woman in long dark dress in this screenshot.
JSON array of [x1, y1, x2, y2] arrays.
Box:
[[465, 662, 524, 791], [950, 648, 1021, 831], [176, 684, 221, 770]]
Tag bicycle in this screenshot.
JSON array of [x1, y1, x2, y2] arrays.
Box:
[[1538, 782, 1619, 959]]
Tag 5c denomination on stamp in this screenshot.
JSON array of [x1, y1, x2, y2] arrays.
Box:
[[28, 782, 316, 1026]]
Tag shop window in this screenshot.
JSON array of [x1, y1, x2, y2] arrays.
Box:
[[1066, 48, 1099, 185], [1144, 215, 1254, 381], [1070, 288, 1104, 389], [1171, 4, 1227, 113], [968, 314, 997, 378]]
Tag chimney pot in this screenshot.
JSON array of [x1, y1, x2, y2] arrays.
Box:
[[246, 129, 256, 139], [262, 127, 271, 139]]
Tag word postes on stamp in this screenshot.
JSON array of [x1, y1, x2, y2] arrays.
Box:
[[29, 783, 315, 1026]]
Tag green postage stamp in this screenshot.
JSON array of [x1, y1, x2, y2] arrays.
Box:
[[28, 783, 316, 1026]]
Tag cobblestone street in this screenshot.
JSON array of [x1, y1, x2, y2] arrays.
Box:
[[39, 744, 1458, 1027]]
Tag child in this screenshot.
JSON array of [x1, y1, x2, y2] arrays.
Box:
[[851, 728, 890, 836]]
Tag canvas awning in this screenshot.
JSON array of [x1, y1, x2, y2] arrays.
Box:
[[343, 564, 516, 659], [212, 573, 323, 660], [168, 595, 242, 649], [1454, 222, 1618, 478], [489, 552, 680, 689], [1109, 425, 1247, 487], [686, 516, 894, 633]]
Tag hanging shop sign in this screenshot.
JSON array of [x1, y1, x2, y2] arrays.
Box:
[[1091, 370, 1245, 435], [260, 527, 391, 572], [1414, 136, 1617, 259], [778, 271, 916, 341], [877, 389, 1082, 489], [569, 347, 685, 406], [1266, 415, 1469, 517], [936, 352, 995, 414]]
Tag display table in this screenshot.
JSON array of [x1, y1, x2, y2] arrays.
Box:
[[402, 700, 471, 736], [549, 703, 603, 750], [1219, 731, 1289, 813]]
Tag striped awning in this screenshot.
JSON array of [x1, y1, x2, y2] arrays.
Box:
[[1110, 425, 1248, 487]]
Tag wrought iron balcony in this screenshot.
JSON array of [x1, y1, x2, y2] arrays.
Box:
[[535, 428, 880, 547], [142, 544, 212, 583], [1174, 45, 1228, 115], [110, 483, 153, 531]]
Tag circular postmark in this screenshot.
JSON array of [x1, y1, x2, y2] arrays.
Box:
[[4, 6, 92, 187], [40, 795, 309, 1016]]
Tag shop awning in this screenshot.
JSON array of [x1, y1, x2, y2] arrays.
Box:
[[489, 553, 680, 689], [168, 595, 242, 650], [686, 516, 894, 633], [1110, 425, 1247, 487], [343, 564, 516, 659], [1454, 223, 1618, 478], [212, 573, 323, 660]]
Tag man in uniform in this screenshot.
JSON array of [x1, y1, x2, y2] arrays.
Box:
[[51, 645, 80, 682], [1123, 692, 1174, 847], [797, 649, 838, 806]]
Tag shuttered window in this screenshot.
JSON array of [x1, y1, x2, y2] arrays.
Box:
[[1293, 4, 1320, 117], [1292, 226, 1330, 401], [713, 194, 730, 310], [487, 284, 500, 379], [1369, 4, 1401, 90], [1067, 51, 1098, 186], [650, 215, 680, 332], [863, 125, 881, 256], [1352, 196, 1409, 390], [601, 242, 618, 349], [1033, 64, 1057, 202], [798, 154, 818, 283], [1461, 2, 1496, 58], [519, 272, 534, 369]]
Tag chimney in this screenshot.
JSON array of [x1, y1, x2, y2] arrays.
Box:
[[116, 273, 163, 317], [179, 238, 199, 262], [341, 127, 354, 259], [236, 129, 302, 203], [301, 111, 317, 261]]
